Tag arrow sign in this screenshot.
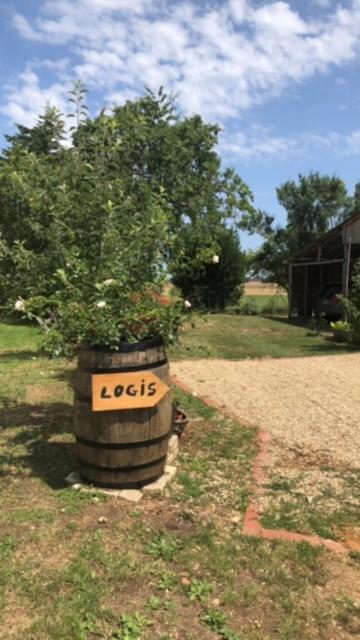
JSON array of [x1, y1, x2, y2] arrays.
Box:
[[92, 371, 170, 412]]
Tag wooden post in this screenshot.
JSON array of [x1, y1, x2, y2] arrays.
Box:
[[288, 263, 293, 318], [343, 237, 352, 321], [304, 265, 308, 318], [319, 264, 323, 291], [344, 237, 352, 297]]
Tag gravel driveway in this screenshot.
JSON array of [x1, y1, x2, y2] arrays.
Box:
[[172, 354, 360, 470]]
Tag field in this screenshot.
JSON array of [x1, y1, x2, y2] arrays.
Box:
[[235, 282, 288, 316], [1, 320, 360, 639], [243, 281, 287, 297]]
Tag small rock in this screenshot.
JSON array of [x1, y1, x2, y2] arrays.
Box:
[[65, 471, 81, 486], [166, 434, 179, 464], [119, 489, 143, 503], [72, 483, 82, 491], [181, 577, 191, 587], [212, 598, 220, 607], [98, 516, 108, 524], [92, 497, 100, 504], [142, 475, 169, 493], [99, 489, 123, 498], [142, 466, 177, 494], [164, 465, 177, 479], [230, 514, 241, 524]]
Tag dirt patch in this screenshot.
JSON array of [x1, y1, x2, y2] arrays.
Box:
[[1, 597, 34, 637], [25, 384, 65, 404]]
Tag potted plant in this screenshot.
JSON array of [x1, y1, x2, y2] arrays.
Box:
[[330, 320, 353, 343], [172, 403, 189, 437], [10, 104, 189, 488], [8, 87, 255, 485]]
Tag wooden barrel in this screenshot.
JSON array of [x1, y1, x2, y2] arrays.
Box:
[[73, 337, 172, 488]]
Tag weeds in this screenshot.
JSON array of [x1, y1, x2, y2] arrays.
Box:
[[157, 570, 177, 591], [146, 532, 180, 561], [187, 579, 213, 602], [201, 608, 244, 639], [113, 612, 151, 640]]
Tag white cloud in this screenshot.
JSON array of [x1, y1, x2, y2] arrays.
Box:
[[6, 0, 360, 124], [220, 125, 360, 161], [346, 129, 360, 153], [252, 2, 310, 36], [228, 0, 250, 23], [12, 14, 40, 41], [0, 68, 68, 128]]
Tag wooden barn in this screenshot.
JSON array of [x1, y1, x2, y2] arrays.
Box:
[[288, 213, 360, 318]]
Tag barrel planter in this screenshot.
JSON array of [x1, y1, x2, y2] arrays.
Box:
[[73, 337, 172, 489]]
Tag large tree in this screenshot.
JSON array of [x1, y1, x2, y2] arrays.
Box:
[[249, 172, 353, 288], [74, 89, 255, 268], [3, 105, 65, 156], [0, 88, 254, 311], [172, 226, 245, 310]]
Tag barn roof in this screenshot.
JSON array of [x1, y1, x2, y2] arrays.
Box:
[[289, 212, 360, 264]]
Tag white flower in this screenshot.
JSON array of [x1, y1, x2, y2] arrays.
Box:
[[96, 301, 106, 309], [212, 254, 220, 264], [103, 278, 115, 286], [14, 298, 26, 312], [184, 300, 192, 309]]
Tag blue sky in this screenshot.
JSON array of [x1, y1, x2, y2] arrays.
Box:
[[1, 0, 360, 249]]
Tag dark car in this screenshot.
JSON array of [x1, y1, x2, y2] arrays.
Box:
[[315, 283, 343, 321]]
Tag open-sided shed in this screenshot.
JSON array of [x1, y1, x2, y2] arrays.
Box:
[[288, 213, 360, 318]]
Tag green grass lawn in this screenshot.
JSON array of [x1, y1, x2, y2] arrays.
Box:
[[0, 319, 41, 352], [1, 321, 359, 639], [170, 314, 359, 360]]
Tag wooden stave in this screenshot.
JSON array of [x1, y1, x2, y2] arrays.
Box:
[[73, 399, 171, 445], [78, 342, 167, 371], [76, 434, 169, 468], [79, 457, 166, 489]]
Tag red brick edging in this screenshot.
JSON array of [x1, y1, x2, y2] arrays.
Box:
[[171, 375, 348, 554]]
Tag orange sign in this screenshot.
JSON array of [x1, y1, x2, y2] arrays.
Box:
[[92, 371, 170, 412]]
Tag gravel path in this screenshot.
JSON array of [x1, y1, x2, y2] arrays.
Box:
[[172, 354, 360, 469]]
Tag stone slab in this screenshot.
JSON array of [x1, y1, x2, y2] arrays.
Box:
[[166, 434, 179, 464], [142, 465, 177, 493], [65, 464, 177, 500]]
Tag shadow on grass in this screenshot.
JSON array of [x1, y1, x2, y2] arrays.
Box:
[[262, 315, 311, 328], [0, 399, 77, 489], [301, 340, 360, 355], [0, 350, 43, 362]]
